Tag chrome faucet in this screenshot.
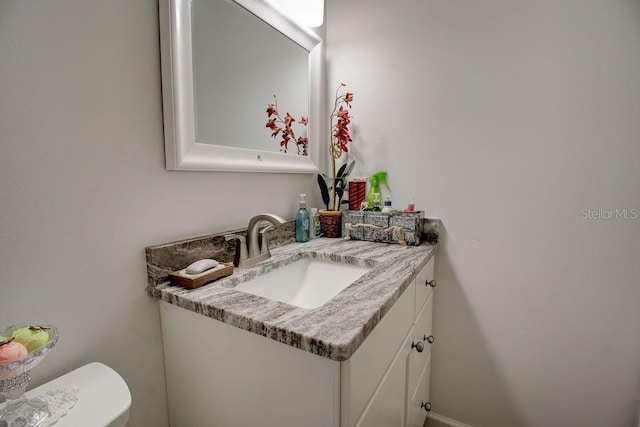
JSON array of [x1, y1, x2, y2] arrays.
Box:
[[225, 213, 287, 267]]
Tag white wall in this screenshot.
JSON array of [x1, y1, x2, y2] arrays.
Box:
[[0, 1, 315, 425], [327, 0, 640, 425]]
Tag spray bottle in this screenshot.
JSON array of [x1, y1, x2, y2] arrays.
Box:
[[366, 171, 390, 209]]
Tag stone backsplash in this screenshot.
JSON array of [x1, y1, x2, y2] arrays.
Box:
[[145, 218, 440, 289], [145, 221, 295, 288]]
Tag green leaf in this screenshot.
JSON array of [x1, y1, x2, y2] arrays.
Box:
[[321, 174, 334, 191], [336, 162, 348, 179], [344, 160, 355, 178], [335, 187, 345, 207], [317, 174, 330, 210]]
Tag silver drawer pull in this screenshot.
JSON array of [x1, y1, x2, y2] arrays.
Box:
[[411, 341, 424, 353], [425, 279, 437, 288], [421, 401, 431, 412], [426, 335, 434, 344]]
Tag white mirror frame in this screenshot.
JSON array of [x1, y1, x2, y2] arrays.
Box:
[[159, 0, 323, 173]]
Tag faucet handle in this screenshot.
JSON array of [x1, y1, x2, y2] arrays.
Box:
[[224, 234, 248, 267], [258, 226, 275, 255]]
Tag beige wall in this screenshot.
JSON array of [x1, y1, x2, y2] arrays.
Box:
[[327, 0, 640, 425], [0, 1, 315, 425]]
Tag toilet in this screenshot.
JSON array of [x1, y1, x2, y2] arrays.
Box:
[[26, 362, 131, 426]]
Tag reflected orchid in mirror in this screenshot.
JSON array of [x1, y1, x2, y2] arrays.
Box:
[[265, 95, 308, 155]]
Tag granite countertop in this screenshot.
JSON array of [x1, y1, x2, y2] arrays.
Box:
[[147, 238, 437, 361]]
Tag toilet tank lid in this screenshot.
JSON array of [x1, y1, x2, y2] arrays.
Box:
[[27, 362, 131, 427]]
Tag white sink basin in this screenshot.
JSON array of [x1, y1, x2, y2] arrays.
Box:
[[233, 259, 371, 309]]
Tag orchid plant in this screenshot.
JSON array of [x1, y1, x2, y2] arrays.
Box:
[[317, 83, 355, 211], [265, 95, 308, 155]]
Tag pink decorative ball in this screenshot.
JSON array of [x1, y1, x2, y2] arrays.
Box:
[[0, 338, 28, 376]]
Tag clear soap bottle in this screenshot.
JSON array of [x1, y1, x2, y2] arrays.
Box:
[[295, 194, 310, 242], [382, 196, 393, 213], [310, 208, 321, 238]]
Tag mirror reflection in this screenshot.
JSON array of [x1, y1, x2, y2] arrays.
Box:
[[191, 0, 310, 153]]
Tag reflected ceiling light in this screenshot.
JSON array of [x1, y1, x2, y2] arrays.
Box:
[[271, 0, 324, 27]]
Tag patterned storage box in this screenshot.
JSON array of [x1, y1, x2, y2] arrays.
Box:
[[341, 210, 424, 245]]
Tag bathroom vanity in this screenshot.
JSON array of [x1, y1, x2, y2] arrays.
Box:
[[155, 0, 440, 420], [148, 238, 437, 427]]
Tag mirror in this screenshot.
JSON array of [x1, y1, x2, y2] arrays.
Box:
[[159, 0, 323, 172], [192, 0, 309, 152]]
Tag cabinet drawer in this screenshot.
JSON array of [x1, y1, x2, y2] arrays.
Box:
[[414, 256, 435, 318], [408, 292, 433, 398], [408, 353, 432, 427]]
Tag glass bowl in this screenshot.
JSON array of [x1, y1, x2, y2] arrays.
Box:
[[0, 324, 58, 427]]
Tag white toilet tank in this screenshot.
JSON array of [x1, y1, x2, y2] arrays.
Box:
[[27, 362, 131, 426]]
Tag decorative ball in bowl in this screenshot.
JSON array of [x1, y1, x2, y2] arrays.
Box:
[[0, 324, 58, 427]]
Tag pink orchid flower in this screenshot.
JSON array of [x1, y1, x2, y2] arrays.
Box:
[[284, 113, 295, 127], [344, 92, 354, 107]]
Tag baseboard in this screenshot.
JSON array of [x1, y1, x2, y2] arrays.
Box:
[[430, 407, 640, 427], [427, 412, 474, 427]]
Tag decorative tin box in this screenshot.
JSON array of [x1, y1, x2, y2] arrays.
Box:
[[341, 210, 424, 245]]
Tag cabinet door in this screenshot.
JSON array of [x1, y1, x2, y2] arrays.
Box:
[[408, 354, 431, 427], [343, 286, 415, 426], [355, 333, 412, 427]]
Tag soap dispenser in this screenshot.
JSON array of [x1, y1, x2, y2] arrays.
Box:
[[295, 194, 310, 242]]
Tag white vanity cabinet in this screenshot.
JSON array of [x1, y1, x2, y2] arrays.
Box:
[[159, 256, 436, 427]]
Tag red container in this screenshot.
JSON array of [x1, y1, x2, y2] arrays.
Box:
[[348, 179, 366, 210]]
